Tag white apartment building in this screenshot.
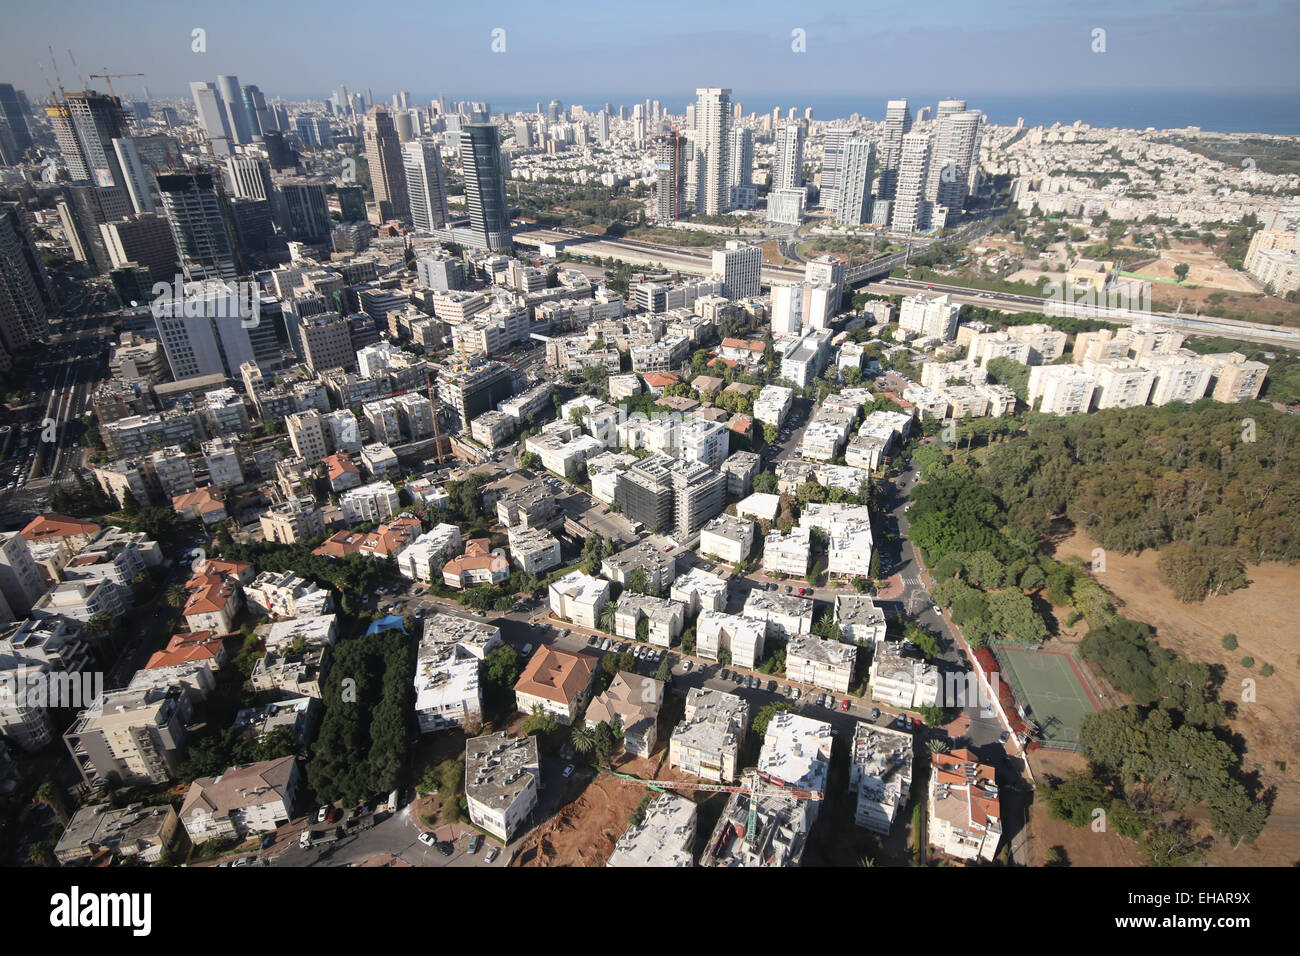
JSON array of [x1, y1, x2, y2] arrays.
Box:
[[1028, 364, 1097, 415], [786, 634, 857, 694], [465, 732, 539, 842], [869, 639, 940, 710], [338, 480, 402, 523], [762, 525, 811, 577], [696, 610, 766, 669], [670, 687, 748, 783], [699, 513, 755, 565], [711, 241, 761, 299], [548, 571, 610, 629], [899, 293, 958, 341], [851, 723, 913, 834], [669, 567, 728, 615], [606, 793, 696, 867], [507, 526, 562, 576], [614, 593, 686, 648], [742, 589, 814, 641], [1083, 359, 1156, 410], [395, 524, 463, 582]]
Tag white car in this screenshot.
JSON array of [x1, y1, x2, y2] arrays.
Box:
[[418, 831, 436, 847]]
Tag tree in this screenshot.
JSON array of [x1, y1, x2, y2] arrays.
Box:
[[600, 601, 618, 634], [522, 704, 559, 737], [571, 721, 595, 755], [752, 701, 793, 738], [1174, 263, 1190, 282], [763, 423, 779, 445]]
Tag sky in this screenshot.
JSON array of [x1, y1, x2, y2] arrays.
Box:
[[2, 0, 1298, 111]]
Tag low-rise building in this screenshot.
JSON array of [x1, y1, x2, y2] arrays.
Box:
[[614, 593, 686, 648], [513, 645, 598, 725], [55, 802, 180, 865], [786, 634, 857, 694], [465, 732, 539, 842], [415, 615, 502, 733], [928, 748, 1001, 862], [696, 610, 766, 669], [395, 524, 464, 582], [506, 526, 561, 576], [851, 722, 913, 834], [868, 639, 940, 709], [179, 755, 301, 844], [761, 525, 811, 577], [699, 513, 755, 565], [585, 671, 665, 756], [742, 589, 814, 641], [669, 567, 728, 615], [834, 594, 887, 645], [669, 687, 748, 783], [442, 538, 510, 589], [548, 570, 610, 629], [260, 497, 325, 545], [606, 792, 696, 867]]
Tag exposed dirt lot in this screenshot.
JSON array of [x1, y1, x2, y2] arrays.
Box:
[[1025, 749, 1147, 867], [1054, 528, 1300, 865], [511, 755, 687, 867]]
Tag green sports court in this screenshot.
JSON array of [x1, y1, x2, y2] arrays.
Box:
[[995, 645, 1100, 750]]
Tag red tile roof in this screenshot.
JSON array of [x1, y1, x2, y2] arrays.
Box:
[[514, 646, 597, 706], [21, 514, 101, 542]]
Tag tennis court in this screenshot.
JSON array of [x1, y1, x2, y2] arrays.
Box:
[[996, 646, 1099, 749]]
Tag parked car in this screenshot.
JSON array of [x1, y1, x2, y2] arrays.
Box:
[[484, 846, 500, 864], [841, 699, 851, 712], [904, 717, 914, 731], [418, 831, 436, 847], [683, 660, 693, 672], [587, 635, 599, 646], [467, 834, 484, 855], [562, 764, 574, 778], [316, 806, 331, 823], [521, 643, 533, 657], [436, 841, 453, 856], [767, 680, 778, 693], [999, 731, 1010, 744], [871, 708, 880, 720], [783, 585, 793, 594], [816, 694, 826, 707]]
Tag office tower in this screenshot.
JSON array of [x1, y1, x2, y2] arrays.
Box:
[[460, 123, 511, 250], [363, 107, 410, 221], [927, 109, 982, 211], [694, 88, 731, 215], [402, 140, 450, 233], [216, 76, 253, 145], [548, 100, 562, 124], [190, 81, 233, 157], [242, 85, 271, 136], [99, 214, 179, 282], [394, 110, 415, 142], [0, 84, 33, 159], [225, 155, 274, 201], [336, 185, 366, 222], [156, 171, 241, 281], [259, 130, 298, 172], [820, 128, 850, 212], [113, 137, 166, 215], [229, 198, 275, 257], [56, 184, 117, 273], [654, 131, 685, 223], [772, 123, 804, 192], [276, 181, 331, 244], [835, 138, 877, 226], [46, 91, 134, 221], [153, 281, 275, 378], [728, 126, 753, 189], [0, 203, 54, 353], [513, 120, 534, 148], [294, 313, 356, 374], [435, 360, 514, 430], [596, 111, 609, 145], [876, 99, 912, 202], [711, 241, 762, 299]]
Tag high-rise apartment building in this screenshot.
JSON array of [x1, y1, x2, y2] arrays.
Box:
[[876, 99, 912, 202], [889, 131, 931, 234], [694, 88, 731, 215], [157, 171, 241, 281], [0, 202, 54, 354], [835, 138, 877, 226], [402, 140, 450, 233], [711, 241, 762, 299], [654, 131, 685, 223], [772, 123, 804, 192]]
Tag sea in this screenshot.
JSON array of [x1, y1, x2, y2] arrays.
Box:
[[426, 89, 1300, 135]]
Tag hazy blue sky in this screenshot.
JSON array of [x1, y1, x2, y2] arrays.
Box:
[[3, 0, 1297, 107]]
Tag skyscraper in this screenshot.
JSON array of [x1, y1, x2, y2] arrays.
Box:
[[363, 107, 409, 222], [216, 76, 253, 145], [876, 99, 913, 202], [402, 140, 450, 233], [728, 127, 753, 189], [157, 171, 241, 281], [654, 131, 685, 223], [225, 155, 274, 202], [772, 123, 804, 192], [0, 84, 33, 159], [835, 138, 877, 226], [276, 181, 331, 244], [890, 131, 931, 234], [460, 123, 511, 250], [694, 88, 731, 215], [46, 91, 133, 220], [927, 109, 983, 212], [190, 81, 233, 157], [820, 128, 850, 212], [0, 203, 54, 354]]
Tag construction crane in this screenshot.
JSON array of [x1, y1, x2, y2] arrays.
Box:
[[611, 769, 821, 845], [89, 70, 144, 101]]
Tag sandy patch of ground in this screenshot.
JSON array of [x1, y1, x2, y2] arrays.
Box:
[[511, 755, 688, 867], [1025, 749, 1147, 867], [1054, 528, 1300, 865]]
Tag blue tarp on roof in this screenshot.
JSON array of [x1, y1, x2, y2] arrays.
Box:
[[366, 614, 407, 636]]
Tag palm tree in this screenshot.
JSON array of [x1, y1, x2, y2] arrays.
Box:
[[858, 855, 876, 867], [167, 583, 189, 608], [600, 601, 618, 635], [926, 738, 951, 755], [571, 722, 595, 756]]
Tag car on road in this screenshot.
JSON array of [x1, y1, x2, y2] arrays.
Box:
[[418, 831, 436, 848], [562, 764, 574, 779], [931, 605, 940, 615], [791, 688, 801, 700], [484, 846, 500, 864], [999, 731, 1010, 744], [587, 635, 599, 646], [467, 834, 484, 854], [783, 585, 793, 593], [841, 699, 851, 712], [871, 708, 880, 720], [436, 841, 453, 856], [682, 660, 692, 671]]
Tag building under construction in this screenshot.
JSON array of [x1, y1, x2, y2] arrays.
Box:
[[702, 775, 814, 868]]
